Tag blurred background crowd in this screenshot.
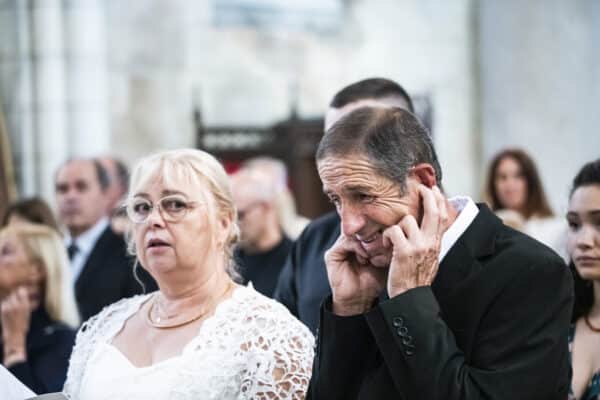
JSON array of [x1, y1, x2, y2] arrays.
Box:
[[0, 0, 599, 396]]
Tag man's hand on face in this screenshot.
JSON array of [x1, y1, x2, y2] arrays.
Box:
[[325, 234, 388, 316], [383, 185, 449, 298]]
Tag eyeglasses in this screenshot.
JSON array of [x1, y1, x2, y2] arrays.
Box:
[[126, 195, 199, 224]]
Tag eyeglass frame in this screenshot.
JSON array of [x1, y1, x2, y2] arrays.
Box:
[[125, 195, 200, 224]]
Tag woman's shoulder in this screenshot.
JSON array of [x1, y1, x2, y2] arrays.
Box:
[[78, 293, 152, 337], [233, 285, 307, 320], [224, 285, 314, 340]]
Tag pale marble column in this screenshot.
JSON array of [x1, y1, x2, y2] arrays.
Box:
[[64, 0, 110, 156], [30, 0, 69, 199]]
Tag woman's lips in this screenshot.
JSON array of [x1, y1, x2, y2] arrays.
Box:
[[576, 256, 600, 264]]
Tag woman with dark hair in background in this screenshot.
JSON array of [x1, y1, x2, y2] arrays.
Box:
[[484, 148, 567, 259], [2, 197, 60, 232], [567, 159, 600, 399]]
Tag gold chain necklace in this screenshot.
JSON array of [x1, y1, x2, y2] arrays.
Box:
[[146, 281, 235, 329]]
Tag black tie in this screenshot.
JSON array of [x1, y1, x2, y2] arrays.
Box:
[[67, 242, 79, 261]]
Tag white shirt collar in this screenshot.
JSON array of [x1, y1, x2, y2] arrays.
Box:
[[64, 217, 110, 283], [64, 216, 109, 253], [439, 196, 479, 262]]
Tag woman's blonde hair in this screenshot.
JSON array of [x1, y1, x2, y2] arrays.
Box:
[[0, 224, 80, 327], [126, 149, 241, 280]]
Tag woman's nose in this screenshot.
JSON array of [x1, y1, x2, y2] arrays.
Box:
[[575, 224, 596, 248], [146, 206, 166, 227]]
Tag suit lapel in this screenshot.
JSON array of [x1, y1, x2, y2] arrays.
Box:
[[432, 204, 502, 327], [75, 227, 112, 299]]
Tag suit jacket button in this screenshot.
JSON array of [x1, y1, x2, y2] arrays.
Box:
[[396, 326, 408, 337], [392, 317, 404, 327]]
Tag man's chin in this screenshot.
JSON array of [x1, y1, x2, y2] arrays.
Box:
[[369, 253, 391, 268]]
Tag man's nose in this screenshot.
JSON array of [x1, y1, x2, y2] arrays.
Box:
[[340, 204, 366, 237]]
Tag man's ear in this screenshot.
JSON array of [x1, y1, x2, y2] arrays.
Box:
[[410, 163, 437, 188]]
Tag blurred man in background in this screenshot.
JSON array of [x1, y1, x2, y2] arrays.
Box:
[[98, 156, 130, 234], [55, 158, 155, 321], [231, 167, 292, 298]]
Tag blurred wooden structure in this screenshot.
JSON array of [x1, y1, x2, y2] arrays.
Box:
[[0, 101, 17, 220], [194, 95, 433, 220], [195, 109, 333, 219]]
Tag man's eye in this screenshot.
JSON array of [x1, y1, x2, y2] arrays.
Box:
[[357, 193, 374, 203], [75, 181, 89, 192]]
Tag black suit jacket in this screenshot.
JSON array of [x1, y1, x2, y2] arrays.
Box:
[[274, 212, 339, 334], [75, 226, 156, 322], [310, 204, 573, 400], [0, 309, 75, 394]]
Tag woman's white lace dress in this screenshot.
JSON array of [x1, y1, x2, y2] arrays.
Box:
[[63, 285, 314, 399]]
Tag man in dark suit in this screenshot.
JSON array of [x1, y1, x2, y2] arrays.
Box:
[[275, 78, 414, 334], [55, 159, 155, 322], [309, 106, 573, 399]]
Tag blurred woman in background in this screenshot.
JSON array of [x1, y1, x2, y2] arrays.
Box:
[[2, 197, 60, 232], [567, 159, 600, 400], [485, 148, 566, 259], [0, 224, 78, 393]]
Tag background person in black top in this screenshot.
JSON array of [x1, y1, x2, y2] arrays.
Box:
[[274, 77, 415, 333], [232, 167, 292, 297]]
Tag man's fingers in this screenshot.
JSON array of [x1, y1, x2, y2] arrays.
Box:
[[383, 225, 409, 250], [326, 234, 369, 263], [418, 184, 440, 236], [399, 215, 420, 240], [432, 186, 449, 236]]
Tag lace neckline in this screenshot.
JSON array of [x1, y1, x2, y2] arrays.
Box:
[[106, 285, 248, 366]]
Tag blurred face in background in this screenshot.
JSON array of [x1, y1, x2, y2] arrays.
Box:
[[0, 232, 45, 310], [99, 157, 127, 212], [230, 171, 275, 250], [567, 184, 600, 281], [494, 156, 528, 213], [234, 193, 268, 248], [55, 160, 107, 237], [6, 213, 31, 228]]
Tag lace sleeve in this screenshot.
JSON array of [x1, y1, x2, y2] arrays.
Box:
[[239, 302, 315, 400], [62, 296, 147, 398]]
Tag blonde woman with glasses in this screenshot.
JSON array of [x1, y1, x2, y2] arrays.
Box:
[[63, 149, 314, 400], [0, 223, 79, 393]]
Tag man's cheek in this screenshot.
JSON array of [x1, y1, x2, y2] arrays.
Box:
[[369, 251, 392, 268]]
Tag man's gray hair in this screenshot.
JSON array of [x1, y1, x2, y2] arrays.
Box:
[[316, 107, 442, 193]]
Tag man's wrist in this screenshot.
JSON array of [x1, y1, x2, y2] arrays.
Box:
[[332, 297, 375, 316], [388, 282, 427, 298]]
